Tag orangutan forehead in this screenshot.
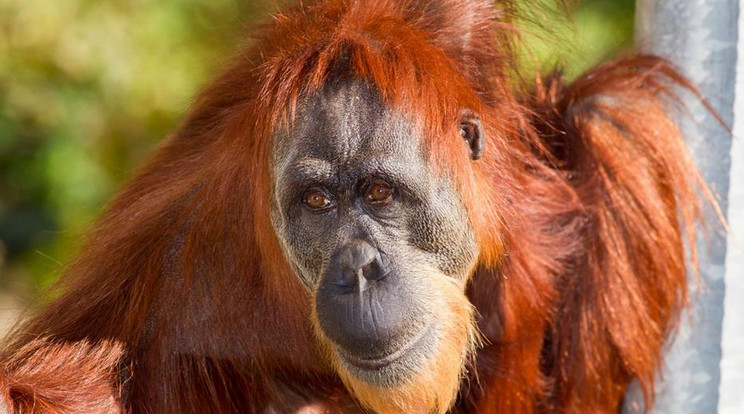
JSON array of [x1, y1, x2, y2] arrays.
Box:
[[273, 80, 434, 188]]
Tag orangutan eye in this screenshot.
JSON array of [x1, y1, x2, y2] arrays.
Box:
[[303, 188, 334, 211], [365, 181, 394, 206]]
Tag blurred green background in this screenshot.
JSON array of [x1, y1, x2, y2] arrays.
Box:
[[0, 0, 634, 320]]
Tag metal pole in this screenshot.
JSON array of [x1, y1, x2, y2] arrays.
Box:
[[629, 1, 743, 413]]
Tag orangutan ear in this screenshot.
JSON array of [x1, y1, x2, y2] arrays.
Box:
[[459, 109, 485, 160]]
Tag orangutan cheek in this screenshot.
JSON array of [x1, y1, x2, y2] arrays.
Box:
[[270, 80, 481, 414]]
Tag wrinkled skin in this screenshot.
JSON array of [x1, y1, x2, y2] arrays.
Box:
[[270, 80, 479, 387]]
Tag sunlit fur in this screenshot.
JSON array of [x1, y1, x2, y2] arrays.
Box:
[[0, 0, 720, 413], [0, 340, 124, 413]]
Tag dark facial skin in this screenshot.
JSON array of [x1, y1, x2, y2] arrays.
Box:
[[270, 80, 478, 386]]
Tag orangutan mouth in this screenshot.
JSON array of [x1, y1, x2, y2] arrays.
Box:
[[339, 323, 435, 371]]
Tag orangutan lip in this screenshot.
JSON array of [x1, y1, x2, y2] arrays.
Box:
[[340, 323, 434, 370]]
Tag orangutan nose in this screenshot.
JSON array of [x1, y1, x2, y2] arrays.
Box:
[[314, 239, 416, 358], [331, 239, 385, 288]]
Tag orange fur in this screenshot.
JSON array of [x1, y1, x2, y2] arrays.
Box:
[[0, 340, 124, 414], [1, 1, 714, 413]]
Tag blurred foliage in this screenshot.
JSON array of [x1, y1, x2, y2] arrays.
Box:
[[518, 0, 635, 80], [0, 0, 634, 292]]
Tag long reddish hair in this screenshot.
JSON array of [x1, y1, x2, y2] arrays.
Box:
[[2, 1, 713, 413]]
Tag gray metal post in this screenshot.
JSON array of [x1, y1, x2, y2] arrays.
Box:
[[628, 1, 744, 413]]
